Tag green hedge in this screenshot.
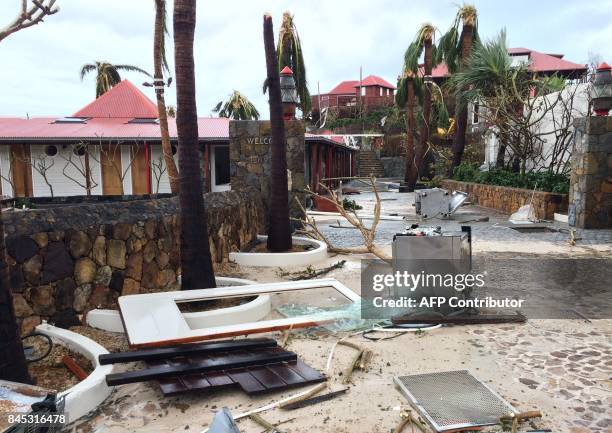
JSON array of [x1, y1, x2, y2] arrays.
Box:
[[452, 164, 569, 194]]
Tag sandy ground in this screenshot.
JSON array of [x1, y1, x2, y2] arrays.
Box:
[[66, 190, 611, 433]]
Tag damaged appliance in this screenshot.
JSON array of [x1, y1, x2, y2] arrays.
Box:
[[391, 224, 472, 315], [414, 188, 468, 219]]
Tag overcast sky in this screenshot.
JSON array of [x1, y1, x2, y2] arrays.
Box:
[[1, 0, 610, 118]]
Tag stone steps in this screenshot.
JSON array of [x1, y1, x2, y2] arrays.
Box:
[[359, 150, 385, 177]]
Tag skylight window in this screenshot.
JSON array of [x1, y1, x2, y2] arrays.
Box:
[[128, 118, 159, 124], [53, 117, 89, 124]]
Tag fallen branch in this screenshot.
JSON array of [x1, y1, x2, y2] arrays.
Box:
[[338, 340, 373, 384], [293, 176, 391, 263], [277, 260, 346, 281], [277, 382, 328, 409]]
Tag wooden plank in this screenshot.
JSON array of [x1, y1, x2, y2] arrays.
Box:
[[248, 366, 287, 391], [179, 374, 211, 390], [203, 372, 234, 387], [10, 144, 33, 197], [99, 338, 278, 365], [227, 369, 267, 394], [266, 363, 309, 385], [287, 359, 326, 382], [131, 144, 149, 194], [106, 351, 297, 386], [157, 377, 187, 394]]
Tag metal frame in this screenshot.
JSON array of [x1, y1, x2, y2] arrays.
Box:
[[393, 371, 517, 432], [118, 278, 361, 348]]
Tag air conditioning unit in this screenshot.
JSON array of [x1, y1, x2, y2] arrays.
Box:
[[414, 188, 468, 219]]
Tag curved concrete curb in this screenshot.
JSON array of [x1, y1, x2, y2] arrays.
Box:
[[229, 235, 328, 267], [86, 276, 268, 332], [35, 323, 114, 423]]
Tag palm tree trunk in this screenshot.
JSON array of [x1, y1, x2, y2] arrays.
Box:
[[404, 78, 415, 187], [407, 37, 433, 190], [264, 14, 292, 252], [0, 219, 31, 383], [173, 0, 216, 290], [154, 0, 180, 195]]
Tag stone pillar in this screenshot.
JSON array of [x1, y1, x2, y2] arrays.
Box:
[[569, 116, 612, 228], [229, 120, 306, 230]]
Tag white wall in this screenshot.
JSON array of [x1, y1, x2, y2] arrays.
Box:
[[482, 83, 590, 171], [149, 144, 172, 194], [30, 144, 102, 197], [0, 146, 13, 197]]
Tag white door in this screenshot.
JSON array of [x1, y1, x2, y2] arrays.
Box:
[[211, 145, 231, 192]]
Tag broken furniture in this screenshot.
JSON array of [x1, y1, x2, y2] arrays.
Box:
[[102, 338, 326, 396], [118, 278, 361, 348], [394, 370, 516, 432], [391, 225, 472, 316], [414, 188, 468, 219]]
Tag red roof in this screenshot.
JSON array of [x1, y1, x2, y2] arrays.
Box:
[[0, 116, 230, 141], [73, 80, 159, 118], [428, 47, 587, 78], [354, 75, 396, 89], [328, 80, 359, 95]]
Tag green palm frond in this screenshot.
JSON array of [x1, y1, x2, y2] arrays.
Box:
[[80, 61, 151, 97], [214, 90, 260, 120], [114, 64, 152, 78], [438, 4, 478, 73], [277, 11, 311, 115]]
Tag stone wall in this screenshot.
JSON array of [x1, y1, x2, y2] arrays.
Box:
[[4, 188, 264, 335], [230, 120, 306, 226], [441, 179, 568, 219], [380, 156, 405, 178], [569, 116, 612, 228]]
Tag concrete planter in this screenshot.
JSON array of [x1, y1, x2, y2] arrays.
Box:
[[229, 235, 328, 267]]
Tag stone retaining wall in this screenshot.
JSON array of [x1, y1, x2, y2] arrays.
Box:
[[380, 156, 405, 178], [441, 179, 568, 219], [4, 188, 264, 335]]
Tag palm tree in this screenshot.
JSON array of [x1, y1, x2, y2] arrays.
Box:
[[153, 0, 180, 194], [213, 91, 260, 120], [396, 68, 422, 188], [277, 12, 311, 116], [438, 4, 478, 172], [404, 24, 436, 190], [80, 62, 151, 97], [173, 0, 216, 289], [264, 14, 292, 252]]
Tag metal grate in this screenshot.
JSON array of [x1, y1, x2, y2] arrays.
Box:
[[394, 370, 516, 432]]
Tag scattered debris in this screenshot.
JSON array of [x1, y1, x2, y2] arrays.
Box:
[[338, 340, 373, 384], [457, 216, 489, 223], [414, 188, 468, 219], [277, 382, 328, 409], [393, 409, 429, 433], [394, 370, 516, 432], [62, 355, 88, 381], [281, 388, 348, 410], [209, 407, 241, 433], [277, 260, 346, 281], [392, 312, 527, 326], [567, 228, 581, 245]]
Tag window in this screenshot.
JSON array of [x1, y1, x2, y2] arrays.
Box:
[[360, 87, 366, 96], [53, 117, 88, 124], [44, 145, 58, 157], [128, 118, 159, 124], [379, 87, 383, 96], [214, 146, 230, 185], [472, 103, 479, 124]]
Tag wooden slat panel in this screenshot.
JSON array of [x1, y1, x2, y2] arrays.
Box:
[[10, 144, 33, 197], [107, 351, 297, 386], [287, 359, 326, 382], [203, 372, 234, 387], [179, 374, 211, 390], [131, 144, 149, 194], [248, 366, 287, 391], [266, 363, 309, 385], [227, 369, 267, 394], [99, 338, 277, 365], [157, 377, 187, 394]]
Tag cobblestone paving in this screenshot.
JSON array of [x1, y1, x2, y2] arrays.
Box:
[[468, 324, 612, 433]]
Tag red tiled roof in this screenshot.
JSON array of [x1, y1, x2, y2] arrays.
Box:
[[73, 80, 159, 118], [354, 75, 396, 89], [428, 47, 587, 78], [0, 116, 230, 141], [328, 80, 359, 95]]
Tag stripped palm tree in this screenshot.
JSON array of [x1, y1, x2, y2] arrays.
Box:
[[153, 0, 180, 194], [264, 13, 292, 252], [213, 91, 260, 120], [173, 0, 216, 289], [395, 68, 422, 188], [80, 62, 151, 97], [277, 12, 311, 116], [404, 24, 437, 190], [438, 4, 478, 172]]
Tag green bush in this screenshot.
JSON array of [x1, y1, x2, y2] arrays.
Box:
[[342, 198, 362, 211], [451, 163, 569, 194]]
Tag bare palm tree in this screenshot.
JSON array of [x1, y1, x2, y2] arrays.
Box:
[[396, 68, 422, 188], [277, 12, 311, 116], [213, 90, 260, 120], [153, 0, 180, 194], [173, 0, 216, 289], [438, 4, 478, 172], [80, 62, 151, 97], [264, 14, 292, 252], [404, 24, 436, 190]]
